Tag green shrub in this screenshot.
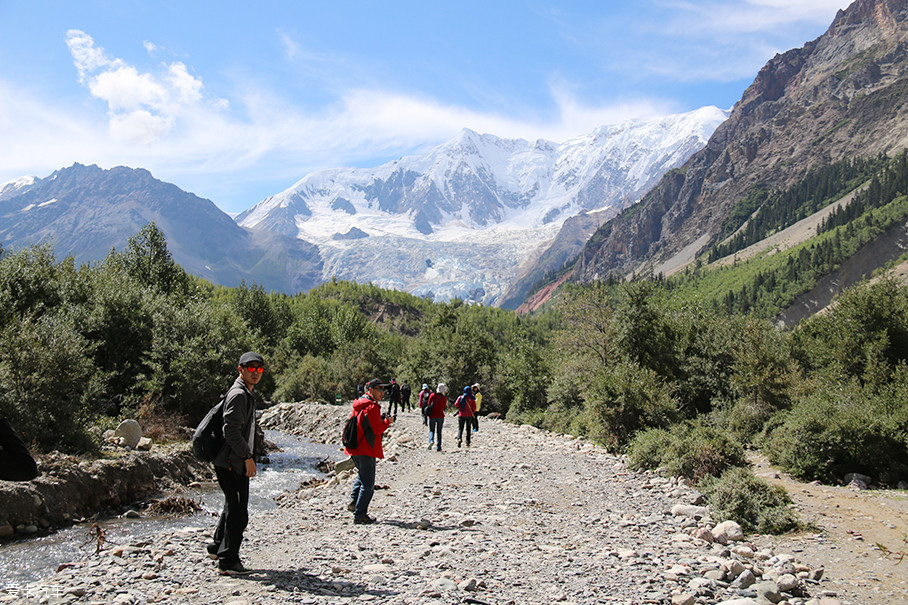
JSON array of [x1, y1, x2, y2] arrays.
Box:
[[626, 428, 673, 471], [273, 354, 335, 403], [761, 379, 908, 483], [626, 420, 747, 481], [701, 467, 800, 534], [580, 361, 679, 451]]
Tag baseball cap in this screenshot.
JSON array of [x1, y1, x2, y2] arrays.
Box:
[[365, 378, 391, 389], [238, 351, 264, 366]]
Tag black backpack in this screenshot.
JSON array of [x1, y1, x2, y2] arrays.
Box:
[[192, 395, 226, 462], [342, 414, 359, 449]]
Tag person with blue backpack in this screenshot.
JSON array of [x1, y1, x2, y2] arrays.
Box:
[[454, 384, 477, 448]]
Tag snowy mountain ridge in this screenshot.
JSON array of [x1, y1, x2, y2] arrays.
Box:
[[236, 106, 727, 304]]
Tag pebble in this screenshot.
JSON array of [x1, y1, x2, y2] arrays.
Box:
[[10, 404, 842, 604]]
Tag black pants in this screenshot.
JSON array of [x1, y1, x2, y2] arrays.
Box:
[[0, 418, 39, 481], [457, 417, 472, 445], [213, 465, 250, 564]]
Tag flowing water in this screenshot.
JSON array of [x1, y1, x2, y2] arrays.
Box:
[[0, 430, 339, 589]]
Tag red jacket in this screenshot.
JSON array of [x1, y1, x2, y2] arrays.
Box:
[[455, 394, 476, 418], [426, 393, 447, 419], [344, 394, 391, 459]]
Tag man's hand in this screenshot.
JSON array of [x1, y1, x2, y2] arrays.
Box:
[[245, 458, 257, 477]]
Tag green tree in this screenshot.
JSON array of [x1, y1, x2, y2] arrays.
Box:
[[108, 222, 195, 298], [0, 313, 97, 453]]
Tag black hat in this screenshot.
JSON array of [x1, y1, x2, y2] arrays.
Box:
[[238, 351, 264, 366], [365, 378, 390, 390]]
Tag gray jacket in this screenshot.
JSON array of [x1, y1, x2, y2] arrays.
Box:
[[212, 376, 256, 475]]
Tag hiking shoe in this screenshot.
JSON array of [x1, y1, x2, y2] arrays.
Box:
[[346, 500, 356, 512], [427, 442, 433, 450], [353, 516, 376, 525], [456, 439, 462, 447], [206, 544, 219, 560], [218, 561, 253, 576]]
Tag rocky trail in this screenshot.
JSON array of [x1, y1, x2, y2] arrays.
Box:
[[3, 403, 906, 605]]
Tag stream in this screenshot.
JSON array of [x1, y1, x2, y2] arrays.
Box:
[[0, 430, 339, 589]]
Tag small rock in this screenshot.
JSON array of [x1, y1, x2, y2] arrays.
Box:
[[136, 437, 153, 451], [713, 520, 744, 542], [432, 578, 458, 591], [843, 472, 871, 485], [335, 458, 355, 472], [734, 569, 757, 589], [672, 593, 695, 605], [671, 504, 709, 518], [753, 580, 782, 604], [776, 573, 799, 592]]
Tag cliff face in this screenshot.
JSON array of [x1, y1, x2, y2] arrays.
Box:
[[572, 0, 908, 284]]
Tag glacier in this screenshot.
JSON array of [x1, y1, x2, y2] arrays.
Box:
[[237, 106, 729, 305]]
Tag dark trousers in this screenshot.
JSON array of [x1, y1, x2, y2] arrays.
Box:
[[213, 465, 250, 564], [387, 399, 399, 416], [457, 417, 472, 445], [350, 455, 377, 518]]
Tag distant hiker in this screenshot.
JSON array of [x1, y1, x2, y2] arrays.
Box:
[[357, 382, 365, 398], [207, 351, 263, 576], [345, 378, 395, 524], [400, 381, 412, 411], [426, 383, 448, 451], [471, 383, 482, 432], [387, 379, 401, 417], [0, 418, 39, 481], [418, 383, 431, 425], [454, 385, 477, 448]]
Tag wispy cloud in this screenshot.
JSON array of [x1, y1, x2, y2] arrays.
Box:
[[658, 0, 849, 35]]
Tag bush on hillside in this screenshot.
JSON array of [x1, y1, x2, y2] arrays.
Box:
[[761, 377, 908, 484], [627, 420, 747, 481], [701, 467, 800, 534], [273, 354, 335, 404], [580, 361, 679, 452]]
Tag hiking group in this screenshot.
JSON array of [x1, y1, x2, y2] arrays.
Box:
[[343, 378, 482, 522], [193, 357, 484, 575]]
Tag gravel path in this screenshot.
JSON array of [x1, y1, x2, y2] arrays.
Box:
[[6, 404, 856, 605]]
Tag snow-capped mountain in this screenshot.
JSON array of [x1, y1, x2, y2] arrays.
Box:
[[239, 106, 728, 304]]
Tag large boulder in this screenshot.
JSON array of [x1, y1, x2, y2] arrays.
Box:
[[113, 420, 142, 449]]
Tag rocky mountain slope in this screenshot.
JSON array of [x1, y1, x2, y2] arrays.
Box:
[[565, 0, 908, 293], [0, 164, 322, 293], [237, 108, 727, 304]]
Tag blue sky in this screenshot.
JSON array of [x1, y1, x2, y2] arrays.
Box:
[[0, 0, 852, 214]]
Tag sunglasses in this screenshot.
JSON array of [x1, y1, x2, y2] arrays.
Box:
[[243, 365, 265, 374]]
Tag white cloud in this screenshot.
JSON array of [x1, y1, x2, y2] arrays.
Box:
[[64, 30, 212, 144]]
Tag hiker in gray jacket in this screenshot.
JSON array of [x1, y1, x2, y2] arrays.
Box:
[[207, 351, 263, 576]]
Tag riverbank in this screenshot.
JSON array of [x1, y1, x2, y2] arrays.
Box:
[[3, 403, 905, 604], [0, 445, 211, 537]]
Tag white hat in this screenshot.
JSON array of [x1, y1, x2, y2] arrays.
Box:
[[436, 383, 447, 394]]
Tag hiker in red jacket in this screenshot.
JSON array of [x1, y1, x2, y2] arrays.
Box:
[[344, 378, 394, 524], [426, 382, 448, 451], [454, 384, 477, 448]]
